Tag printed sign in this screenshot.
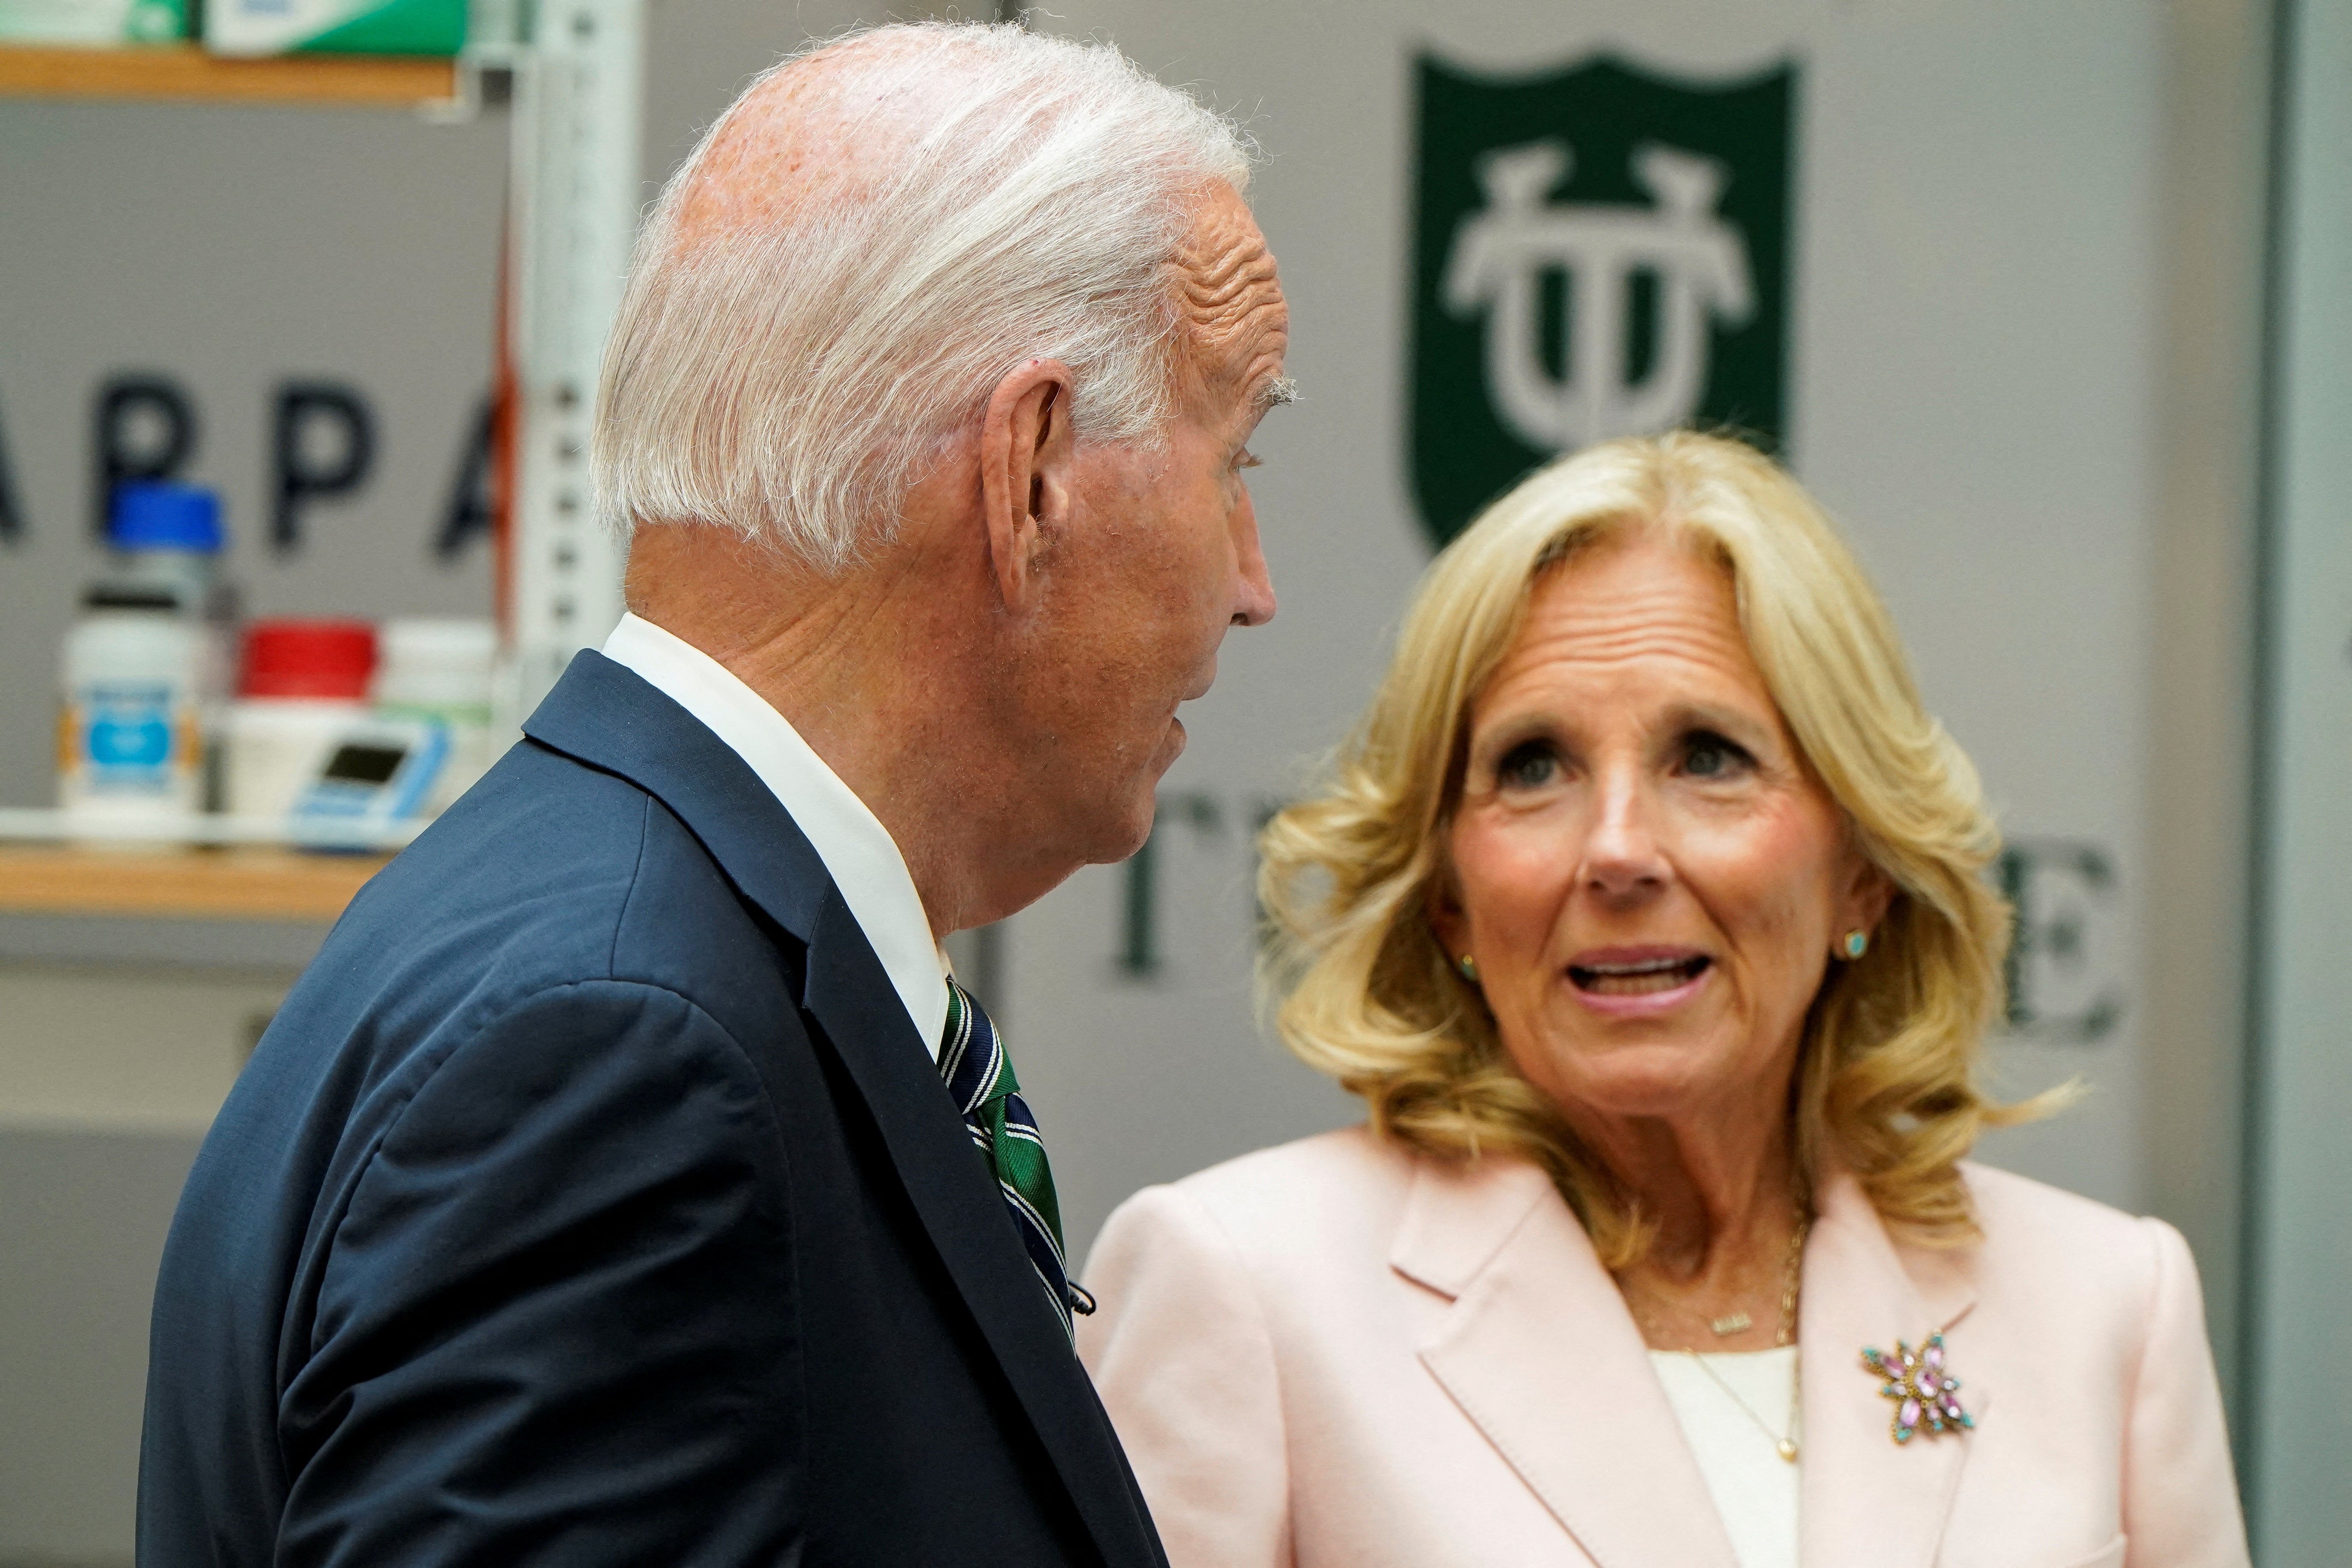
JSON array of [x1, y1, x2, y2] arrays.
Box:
[[1999, 839, 2126, 1043], [1410, 53, 1797, 547]]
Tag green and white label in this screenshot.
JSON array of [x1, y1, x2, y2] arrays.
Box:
[[205, 0, 464, 57], [1410, 53, 1797, 548], [0, 0, 184, 42]]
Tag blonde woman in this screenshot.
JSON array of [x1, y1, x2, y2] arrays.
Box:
[[1077, 433, 2247, 1568]]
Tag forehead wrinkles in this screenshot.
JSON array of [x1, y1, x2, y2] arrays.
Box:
[[1170, 194, 1286, 387], [1486, 553, 1769, 708]]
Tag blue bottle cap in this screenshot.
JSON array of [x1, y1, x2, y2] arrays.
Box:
[[110, 481, 224, 553]]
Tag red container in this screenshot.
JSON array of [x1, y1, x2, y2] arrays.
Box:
[[238, 619, 378, 700]]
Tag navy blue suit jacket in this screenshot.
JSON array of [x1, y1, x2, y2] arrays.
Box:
[[139, 652, 1167, 1568]]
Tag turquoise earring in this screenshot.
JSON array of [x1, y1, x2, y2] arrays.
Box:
[[1842, 929, 1869, 960], [1458, 953, 1480, 982]]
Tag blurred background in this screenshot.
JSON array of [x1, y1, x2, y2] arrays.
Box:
[[0, 0, 2342, 1560]]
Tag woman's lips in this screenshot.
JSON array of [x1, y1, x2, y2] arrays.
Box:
[[1566, 948, 1713, 1014]]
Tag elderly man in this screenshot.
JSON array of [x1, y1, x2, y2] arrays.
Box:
[[139, 23, 1286, 1567]]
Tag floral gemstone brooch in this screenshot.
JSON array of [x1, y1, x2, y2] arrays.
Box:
[[1861, 1332, 1973, 1444]]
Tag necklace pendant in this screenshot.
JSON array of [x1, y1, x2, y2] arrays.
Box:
[[1776, 1438, 1799, 1463], [1709, 1311, 1754, 1337]]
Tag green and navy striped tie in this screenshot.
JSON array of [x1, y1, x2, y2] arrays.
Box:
[[938, 978, 1090, 1337]]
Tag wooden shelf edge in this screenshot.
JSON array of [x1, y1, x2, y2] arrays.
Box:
[[0, 42, 455, 107], [0, 845, 390, 923]]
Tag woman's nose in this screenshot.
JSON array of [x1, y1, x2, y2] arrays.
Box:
[[1579, 771, 1669, 898]]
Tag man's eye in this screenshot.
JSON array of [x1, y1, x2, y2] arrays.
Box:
[[1683, 731, 1754, 779], [1233, 448, 1264, 471], [1496, 740, 1557, 790]]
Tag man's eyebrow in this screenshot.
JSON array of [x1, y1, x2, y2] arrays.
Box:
[[1255, 375, 1301, 413]]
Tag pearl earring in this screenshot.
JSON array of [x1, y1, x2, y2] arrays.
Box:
[[1842, 929, 1869, 960], [1458, 953, 1480, 982]]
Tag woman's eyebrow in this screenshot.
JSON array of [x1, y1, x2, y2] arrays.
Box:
[[1472, 707, 1569, 749], [1659, 699, 1779, 748]]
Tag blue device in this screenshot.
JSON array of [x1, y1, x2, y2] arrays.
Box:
[[290, 720, 451, 851]]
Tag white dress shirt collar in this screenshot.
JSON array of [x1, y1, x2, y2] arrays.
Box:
[[600, 612, 950, 1058]]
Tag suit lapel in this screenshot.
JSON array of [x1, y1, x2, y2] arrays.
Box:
[[801, 887, 1164, 1566], [1799, 1171, 1983, 1568], [525, 653, 1164, 1568], [1394, 1156, 1742, 1568]]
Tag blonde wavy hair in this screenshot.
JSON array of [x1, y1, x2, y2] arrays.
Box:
[[1259, 431, 2054, 1267]]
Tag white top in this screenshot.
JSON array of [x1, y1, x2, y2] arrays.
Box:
[[600, 612, 950, 1057], [1649, 1347, 1801, 1568]]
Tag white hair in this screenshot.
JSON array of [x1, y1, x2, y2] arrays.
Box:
[[593, 21, 1256, 572]]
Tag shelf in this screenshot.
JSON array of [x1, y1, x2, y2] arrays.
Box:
[[0, 42, 456, 107], [0, 846, 388, 923]]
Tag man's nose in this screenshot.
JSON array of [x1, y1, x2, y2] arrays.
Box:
[[1231, 495, 1277, 628]]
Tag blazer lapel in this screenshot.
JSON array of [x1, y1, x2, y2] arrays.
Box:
[[801, 888, 1164, 1567], [1799, 1171, 1983, 1568], [525, 653, 1164, 1568], [1395, 1156, 1742, 1568]]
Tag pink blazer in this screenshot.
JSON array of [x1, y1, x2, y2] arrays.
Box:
[[1078, 1128, 2247, 1568]]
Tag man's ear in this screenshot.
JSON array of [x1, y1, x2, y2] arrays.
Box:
[[979, 358, 1077, 615]]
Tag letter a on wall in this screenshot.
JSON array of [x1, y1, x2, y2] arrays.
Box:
[[1409, 54, 1796, 548]]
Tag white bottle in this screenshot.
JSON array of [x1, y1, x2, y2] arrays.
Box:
[[220, 620, 378, 826], [57, 585, 205, 834], [374, 617, 500, 815], [106, 480, 236, 807]]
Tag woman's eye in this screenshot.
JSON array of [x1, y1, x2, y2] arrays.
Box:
[[1495, 740, 1558, 790], [1682, 731, 1754, 780]]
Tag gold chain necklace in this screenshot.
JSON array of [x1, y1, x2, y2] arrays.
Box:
[[1678, 1208, 1809, 1463]]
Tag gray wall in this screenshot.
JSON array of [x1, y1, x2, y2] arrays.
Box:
[[0, 954, 293, 1566], [0, 1126, 207, 1565], [2142, 0, 2271, 1437]]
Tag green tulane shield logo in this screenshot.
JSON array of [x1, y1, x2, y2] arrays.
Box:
[[1410, 53, 1797, 549]]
